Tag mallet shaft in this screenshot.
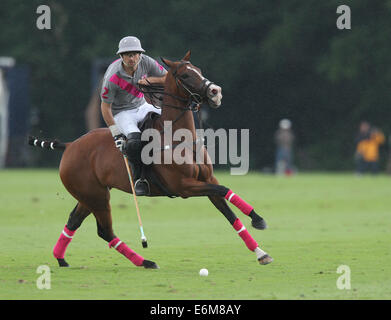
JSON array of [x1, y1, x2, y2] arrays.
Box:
[[123, 155, 147, 247]]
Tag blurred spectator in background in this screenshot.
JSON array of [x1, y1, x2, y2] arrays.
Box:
[[355, 121, 385, 174], [354, 121, 370, 174], [386, 134, 391, 174], [275, 118, 295, 175]]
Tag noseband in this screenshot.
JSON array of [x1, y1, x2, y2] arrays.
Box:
[[171, 61, 214, 110]]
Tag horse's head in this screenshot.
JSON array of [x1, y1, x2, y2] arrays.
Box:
[[161, 51, 222, 109]]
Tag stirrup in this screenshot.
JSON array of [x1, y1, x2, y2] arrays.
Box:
[[134, 179, 150, 196]]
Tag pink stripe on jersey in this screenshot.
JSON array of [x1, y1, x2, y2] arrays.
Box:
[[109, 74, 144, 98], [155, 61, 164, 71]]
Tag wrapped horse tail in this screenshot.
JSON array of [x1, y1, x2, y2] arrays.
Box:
[[28, 136, 66, 151]]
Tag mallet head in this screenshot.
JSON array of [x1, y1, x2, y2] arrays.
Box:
[[141, 236, 148, 248]]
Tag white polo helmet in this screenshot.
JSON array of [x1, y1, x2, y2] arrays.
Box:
[[116, 36, 145, 55]]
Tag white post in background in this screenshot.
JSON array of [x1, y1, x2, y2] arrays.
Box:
[[0, 57, 15, 168], [0, 69, 10, 168]]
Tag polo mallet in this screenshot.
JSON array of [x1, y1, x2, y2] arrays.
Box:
[[122, 154, 148, 248]]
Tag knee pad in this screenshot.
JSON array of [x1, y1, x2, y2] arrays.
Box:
[[125, 132, 143, 163]]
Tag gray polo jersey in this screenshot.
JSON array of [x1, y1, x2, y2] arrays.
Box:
[[100, 54, 167, 115]]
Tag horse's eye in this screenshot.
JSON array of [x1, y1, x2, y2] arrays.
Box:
[[180, 74, 189, 79]]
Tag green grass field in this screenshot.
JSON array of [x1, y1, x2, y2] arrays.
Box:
[[0, 169, 390, 300]]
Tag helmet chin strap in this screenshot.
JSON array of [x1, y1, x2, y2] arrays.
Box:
[[120, 55, 127, 66]]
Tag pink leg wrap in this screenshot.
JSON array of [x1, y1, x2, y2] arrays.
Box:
[[109, 238, 144, 267], [225, 190, 254, 215], [233, 219, 258, 251], [53, 225, 76, 259]]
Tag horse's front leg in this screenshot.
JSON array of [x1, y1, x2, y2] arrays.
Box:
[[180, 179, 272, 265], [207, 194, 273, 265], [181, 179, 267, 229]]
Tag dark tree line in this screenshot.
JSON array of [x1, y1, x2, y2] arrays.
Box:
[[1, 0, 390, 170]]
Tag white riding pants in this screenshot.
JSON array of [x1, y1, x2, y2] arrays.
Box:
[[113, 102, 161, 136]]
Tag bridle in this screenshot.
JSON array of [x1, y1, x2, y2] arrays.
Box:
[[139, 60, 214, 112], [138, 60, 214, 131], [171, 60, 215, 110]]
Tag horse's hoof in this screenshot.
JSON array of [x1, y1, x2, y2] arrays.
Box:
[[251, 216, 267, 230], [142, 259, 159, 269], [258, 254, 273, 265], [57, 258, 69, 267]]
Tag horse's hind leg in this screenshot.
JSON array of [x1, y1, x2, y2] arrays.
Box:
[[53, 203, 91, 267], [208, 195, 273, 265], [89, 191, 158, 269]]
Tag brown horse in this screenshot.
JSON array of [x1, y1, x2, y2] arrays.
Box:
[[29, 51, 273, 269]]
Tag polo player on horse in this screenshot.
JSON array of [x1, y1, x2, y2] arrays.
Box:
[[100, 36, 167, 195], [28, 42, 273, 269]]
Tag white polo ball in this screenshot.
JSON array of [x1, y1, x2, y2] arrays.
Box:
[[199, 268, 208, 276]]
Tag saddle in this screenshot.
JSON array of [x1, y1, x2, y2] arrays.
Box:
[[138, 111, 159, 132]]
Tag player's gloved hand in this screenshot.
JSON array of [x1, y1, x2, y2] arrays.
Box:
[[113, 134, 126, 152], [109, 125, 126, 153]]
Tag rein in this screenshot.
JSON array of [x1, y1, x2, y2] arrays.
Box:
[[138, 62, 205, 111], [138, 60, 208, 150], [138, 60, 209, 131], [138, 82, 200, 133]]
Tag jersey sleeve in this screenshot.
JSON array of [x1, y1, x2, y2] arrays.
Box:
[[144, 55, 167, 77], [100, 75, 117, 104]]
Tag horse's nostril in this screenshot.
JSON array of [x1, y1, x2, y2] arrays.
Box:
[[211, 89, 217, 95]]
